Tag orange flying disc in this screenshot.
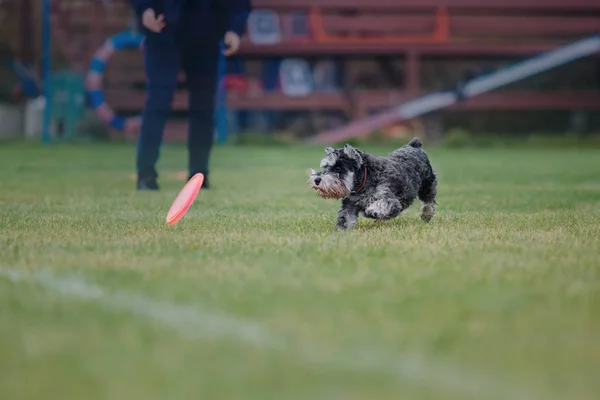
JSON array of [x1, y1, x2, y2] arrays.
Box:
[[166, 173, 204, 226]]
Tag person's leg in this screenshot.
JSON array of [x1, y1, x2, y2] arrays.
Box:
[[136, 30, 180, 189], [181, 36, 220, 186]]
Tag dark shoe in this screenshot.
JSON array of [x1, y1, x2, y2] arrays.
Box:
[[137, 176, 159, 191]]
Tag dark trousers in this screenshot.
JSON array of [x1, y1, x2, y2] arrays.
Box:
[[137, 25, 220, 180]]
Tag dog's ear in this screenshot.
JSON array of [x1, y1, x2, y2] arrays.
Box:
[[343, 144, 362, 164], [320, 149, 338, 168]]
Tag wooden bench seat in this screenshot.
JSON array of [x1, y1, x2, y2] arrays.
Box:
[[239, 41, 574, 56], [104, 90, 350, 111], [353, 90, 600, 113], [317, 15, 600, 39]]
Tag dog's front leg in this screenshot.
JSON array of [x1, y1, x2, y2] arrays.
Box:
[[336, 198, 359, 231]]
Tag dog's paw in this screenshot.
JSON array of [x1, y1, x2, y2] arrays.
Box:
[[420, 213, 433, 223], [364, 209, 380, 219], [420, 204, 435, 222], [365, 199, 395, 220], [336, 224, 348, 231]]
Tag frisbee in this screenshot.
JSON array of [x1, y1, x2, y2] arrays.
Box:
[[166, 173, 204, 226]]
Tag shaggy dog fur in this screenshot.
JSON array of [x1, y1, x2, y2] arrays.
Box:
[[307, 138, 437, 230]]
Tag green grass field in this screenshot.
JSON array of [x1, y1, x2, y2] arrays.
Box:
[[1, 141, 599, 400]]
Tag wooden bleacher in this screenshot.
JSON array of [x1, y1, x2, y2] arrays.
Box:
[[49, 0, 600, 140], [243, 0, 600, 118]]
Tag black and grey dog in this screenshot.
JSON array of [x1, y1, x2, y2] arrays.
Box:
[[307, 138, 437, 230]]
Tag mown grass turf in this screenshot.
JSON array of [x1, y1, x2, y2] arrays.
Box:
[[0, 142, 599, 400]]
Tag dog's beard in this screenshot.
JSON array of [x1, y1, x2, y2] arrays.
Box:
[[307, 170, 352, 199]]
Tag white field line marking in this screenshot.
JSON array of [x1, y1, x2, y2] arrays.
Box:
[[1, 268, 539, 400]]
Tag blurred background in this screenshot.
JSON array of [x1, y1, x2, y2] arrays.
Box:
[[0, 0, 599, 145]]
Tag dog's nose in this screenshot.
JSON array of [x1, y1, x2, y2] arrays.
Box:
[[314, 177, 321, 185]]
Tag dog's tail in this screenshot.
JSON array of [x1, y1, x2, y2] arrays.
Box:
[[407, 137, 422, 148]]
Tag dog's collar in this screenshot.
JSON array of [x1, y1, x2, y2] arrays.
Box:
[[351, 167, 368, 194]]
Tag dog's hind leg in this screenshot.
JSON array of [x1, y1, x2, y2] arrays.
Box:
[[418, 174, 437, 222]]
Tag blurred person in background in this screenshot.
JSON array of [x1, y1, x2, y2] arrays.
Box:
[[129, 0, 251, 190]]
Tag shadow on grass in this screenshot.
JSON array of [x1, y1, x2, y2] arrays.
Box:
[[352, 216, 430, 232]]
